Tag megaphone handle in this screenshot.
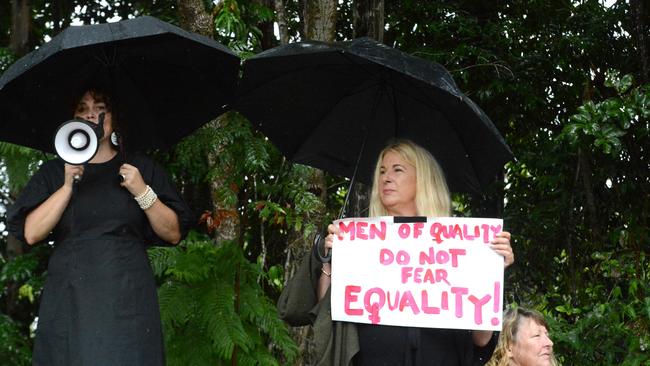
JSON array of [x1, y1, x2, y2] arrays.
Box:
[[72, 163, 86, 186], [71, 176, 80, 193]]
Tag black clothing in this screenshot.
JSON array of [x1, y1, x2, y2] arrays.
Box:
[[8, 153, 193, 366], [355, 325, 472, 366]]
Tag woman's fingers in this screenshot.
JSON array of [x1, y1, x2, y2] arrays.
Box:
[[118, 163, 146, 196], [64, 164, 84, 185], [324, 234, 334, 250], [324, 223, 340, 250], [491, 231, 514, 268]]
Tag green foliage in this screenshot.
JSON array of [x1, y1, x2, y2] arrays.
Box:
[[513, 76, 650, 364], [561, 73, 649, 156], [548, 250, 650, 365], [0, 253, 39, 287], [256, 163, 327, 238], [0, 47, 15, 73], [0, 245, 49, 304], [161, 101, 344, 366], [0, 314, 31, 366], [170, 110, 328, 250], [0, 143, 48, 193], [148, 232, 298, 365], [213, 0, 274, 54], [0, 244, 50, 365]]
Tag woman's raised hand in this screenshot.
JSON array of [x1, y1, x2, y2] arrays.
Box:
[[490, 231, 514, 268], [324, 223, 340, 251], [63, 163, 84, 187], [118, 163, 147, 197]]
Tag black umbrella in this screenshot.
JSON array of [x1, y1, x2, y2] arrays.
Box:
[[0, 15, 240, 153], [234, 37, 512, 194]]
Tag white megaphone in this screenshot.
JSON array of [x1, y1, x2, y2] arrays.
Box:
[[53, 113, 105, 165]]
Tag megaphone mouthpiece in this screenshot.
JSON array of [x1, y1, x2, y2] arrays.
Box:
[[69, 130, 90, 149], [54, 118, 102, 165]]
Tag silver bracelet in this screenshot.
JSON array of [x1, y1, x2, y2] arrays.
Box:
[[134, 185, 158, 210]]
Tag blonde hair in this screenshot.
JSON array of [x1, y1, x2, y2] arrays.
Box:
[[369, 140, 451, 217], [486, 307, 560, 366]]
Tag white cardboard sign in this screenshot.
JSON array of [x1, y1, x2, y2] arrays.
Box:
[[330, 216, 504, 331]]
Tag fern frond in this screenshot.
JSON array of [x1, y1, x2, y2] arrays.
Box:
[[147, 246, 178, 277], [158, 282, 194, 327]]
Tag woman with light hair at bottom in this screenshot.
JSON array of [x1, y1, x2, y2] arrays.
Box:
[[486, 307, 559, 366]]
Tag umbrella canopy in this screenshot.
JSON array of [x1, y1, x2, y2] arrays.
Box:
[[234, 37, 512, 194], [0, 15, 240, 153]]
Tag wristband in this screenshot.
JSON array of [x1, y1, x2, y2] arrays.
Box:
[[134, 185, 158, 210], [321, 267, 331, 277]]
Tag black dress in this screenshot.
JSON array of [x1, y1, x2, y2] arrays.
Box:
[[354, 324, 475, 366], [8, 153, 193, 366]]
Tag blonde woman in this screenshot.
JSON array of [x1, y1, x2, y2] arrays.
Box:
[[486, 308, 559, 366], [279, 140, 513, 366]]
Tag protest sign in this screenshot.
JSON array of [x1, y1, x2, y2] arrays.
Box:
[[330, 216, 504, 331]]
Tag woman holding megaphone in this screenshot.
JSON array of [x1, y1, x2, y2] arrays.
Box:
[[8, 85, 193, 366]]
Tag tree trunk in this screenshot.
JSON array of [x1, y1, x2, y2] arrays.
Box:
[[175, 3, 240, 365], [281, 2, 337, 364], [51, 1, 72, 35], [275, 0, 290, 44], [204, 118, 241, 243], [353, 0, 384, 42], [255, 0, 277, 50], [302, 0, 337, 42], [578, 147, 599, 239], [5, 0, 31, 322], [9, 0, 31, 56], [177, 0, 214, 37], [175, 0, 240, 242], [630, 0, 648, 82]]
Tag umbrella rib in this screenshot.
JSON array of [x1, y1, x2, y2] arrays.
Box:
[[337, 82, 386, 219], [335, 57, 417, 216], [94, 47, 118, 67]]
